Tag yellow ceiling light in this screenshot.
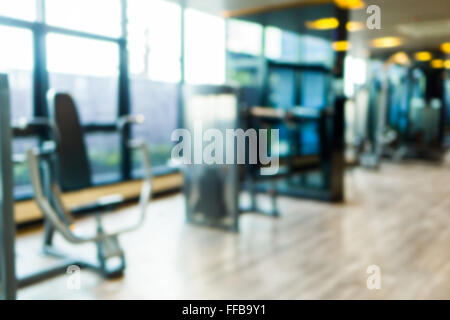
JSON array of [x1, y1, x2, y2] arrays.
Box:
[[333, 41, 350, 51], [334, 0, 365, 9], [388, 52, 410, 66], [431, 59, 444, 69], [306, 17, 339, 30], [441, 42, 450, 54], [371, 37, 402, 49], [445, 60, 450, 69], [415, 51, 432, 62], [346, 21, 364, 32]]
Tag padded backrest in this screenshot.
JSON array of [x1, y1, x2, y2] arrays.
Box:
[[48, 91, 92, 191]]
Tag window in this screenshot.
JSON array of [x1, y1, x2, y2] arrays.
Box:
[[226, 19, 263, 86], [299, 35, 334, 67], [45, 0, 122, 37], [86, 133, 121, 184], [127, 0, 181, 82], [1, 0, 238, 199], [227, 19, 262, 56], [47, 33, 121, 184], [13, 137, 39, 198], [0, 0, 36, 21], [47, 33, 119, 124], [265, 27, 333, 67], [185, 8, 226, 85], [130, 80, 179, 176], [0, 25, 34, 120], [265, 27, 302, 63], [0, 25, 34, 198], [127, 0, 181, 176]]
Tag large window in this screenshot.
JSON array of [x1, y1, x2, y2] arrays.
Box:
[[0, 25, 34, 198], [127, 0, 181, 82], [0, 0, 36, 22], [265, 27, 302, 63], [1, 0, 233, 199], [184, 8, 226, 85], [0, 25, 34, 120], [47, 34, 120, 124], [127, 0, 181, 176], [12, 137, 39, 198], [45, 0, 122, 37], [227, 19, 262, 56], [86, 133, 121, 184], [47, 33, 121, 183], [265, 27, 333, 67], [226, 19, 263, 86]]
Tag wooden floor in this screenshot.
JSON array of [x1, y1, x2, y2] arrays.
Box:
[[16, 157, 450, 300]]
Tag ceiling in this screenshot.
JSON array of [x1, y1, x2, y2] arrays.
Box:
[[349, 0, 450, 56], [172, 0, 450, 57]]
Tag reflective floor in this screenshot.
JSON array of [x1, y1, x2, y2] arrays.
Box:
[[17, 157, 450, 300]]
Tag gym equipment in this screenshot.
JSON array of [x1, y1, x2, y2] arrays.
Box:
[[356, 65, 398, 168], [0, 74, 16, 300], [364, 53, 447, 162], [9, 91, 152, 289], [180, 83, 345, 232], [224, 2, 347, 204], [181, 85, 278, 232], [243, 102, 345, 202]]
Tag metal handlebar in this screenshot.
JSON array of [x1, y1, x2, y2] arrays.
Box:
[[26, 113, 153, 244], [12, 117, 61, 163], [12, 117, 61, 144], [116, 114, 146, 132]]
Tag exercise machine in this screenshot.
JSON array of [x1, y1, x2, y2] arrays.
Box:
[[364, 53, 448, 163], [224, 1, 347, 204], [180, 84, 345, 232], [181, 85, 278, 232], [2, 86, 153, 298], [243, 102, 344, 202], [22, 91, 152, 284]]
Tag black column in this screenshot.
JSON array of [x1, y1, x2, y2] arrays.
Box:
[[119, 0, 132, 180], [329, 6, 348, 202]]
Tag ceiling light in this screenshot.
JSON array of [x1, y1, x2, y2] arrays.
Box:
[[306, 17, 339, 30], [334, 0, 365, 10], [371, 37, 402, 49], [388, 52, 410, 66], [445, 60, 450, 69], [333, 41, 350, 51], [415, 51, 432, 62], [431, 59, 444, 68], [441, 42, 450, 54], [346, 21, 364, 32]]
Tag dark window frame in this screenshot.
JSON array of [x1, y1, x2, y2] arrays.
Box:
[[1, 0, 183, 201]]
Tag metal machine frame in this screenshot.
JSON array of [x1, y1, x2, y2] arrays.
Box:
[[17, 112, 152, 286], [0, 74, 17, 300], [181, 85, 279, 232], [1, 82, 153, 298]]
